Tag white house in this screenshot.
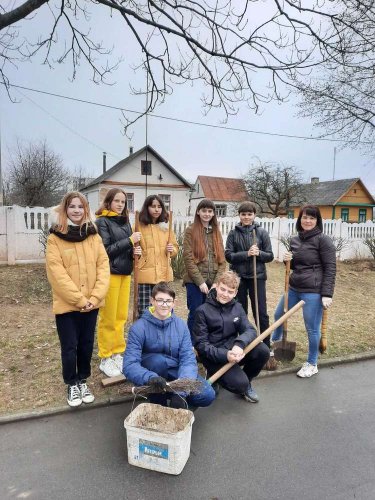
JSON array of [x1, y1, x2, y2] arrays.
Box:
[[82, 145, 192, 215], [190, 175, 250, 216]]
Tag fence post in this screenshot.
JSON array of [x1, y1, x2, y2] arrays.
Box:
[[6, 206, 16, 265]]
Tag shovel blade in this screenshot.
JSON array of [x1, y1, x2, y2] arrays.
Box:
[[273, 340, 297, 361]]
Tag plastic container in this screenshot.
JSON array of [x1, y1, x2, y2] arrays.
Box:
[[124, 403, 195, 475]]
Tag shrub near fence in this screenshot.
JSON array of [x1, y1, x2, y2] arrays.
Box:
[[0, 206, 374, 264]]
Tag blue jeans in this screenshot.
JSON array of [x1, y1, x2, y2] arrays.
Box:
[[186, 283, 207, 340], [271, 289, 323, 365]]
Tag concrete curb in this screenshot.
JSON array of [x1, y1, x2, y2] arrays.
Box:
[[1, 351, 375, 425]]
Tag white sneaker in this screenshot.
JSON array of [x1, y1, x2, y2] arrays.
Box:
[[297, 362, 318, 378], [112, 353, 124, 373], [99, 357, 121, 378], [78, 381, 95, 403], [67, 384, 82, 407]]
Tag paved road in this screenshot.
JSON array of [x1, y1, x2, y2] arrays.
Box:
[[2, 360, 375, 500]]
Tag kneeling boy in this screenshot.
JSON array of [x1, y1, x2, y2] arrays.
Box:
[[193, 271, 269, 402], [123, 282, 215, 409]]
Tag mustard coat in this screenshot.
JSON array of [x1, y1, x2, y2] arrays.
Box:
[[137, 222, 178, 284], [46, 233, 110, 314]]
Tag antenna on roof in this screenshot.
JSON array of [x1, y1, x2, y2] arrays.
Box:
[[333, 147, 336, 180]]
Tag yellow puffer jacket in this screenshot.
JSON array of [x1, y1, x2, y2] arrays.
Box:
[[137, 222, 178, 284], [46, 233, 110, 314]]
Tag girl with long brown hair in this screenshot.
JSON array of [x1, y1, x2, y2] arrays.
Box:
[[95, 188, 142, 378], [183, 198, 226, 337]]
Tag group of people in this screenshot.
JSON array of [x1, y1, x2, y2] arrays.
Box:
[[46, 190, 336, 408]]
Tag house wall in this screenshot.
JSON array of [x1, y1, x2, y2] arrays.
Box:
[[335, 181, 374, 222], [84, 150, 191, 215]]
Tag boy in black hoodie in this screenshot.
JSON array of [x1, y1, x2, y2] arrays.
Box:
[[193, 271, 269, 403], [225, 202, 274, 349]]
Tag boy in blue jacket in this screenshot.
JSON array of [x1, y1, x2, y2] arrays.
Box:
[[123, 282, 215, 409], [193, 271, 270, 403]]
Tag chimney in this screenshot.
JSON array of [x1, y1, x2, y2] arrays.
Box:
[[129, 145, 134, 155], [103, 152, 107, 173], [311, 177, 319, 184]]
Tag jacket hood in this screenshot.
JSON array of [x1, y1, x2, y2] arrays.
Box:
[[235, 222, 260, 233], [206, 288, 236, 309], [140, 308, 174, 328]]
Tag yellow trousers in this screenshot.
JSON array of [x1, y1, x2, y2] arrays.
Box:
[[97, 274, 131, 359]]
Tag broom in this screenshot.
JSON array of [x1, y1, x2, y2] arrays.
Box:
[[319, 309, 328, 354], [167, 210, 173, 282], [132, 210, 140, 322], [101, 375, 202, 393]]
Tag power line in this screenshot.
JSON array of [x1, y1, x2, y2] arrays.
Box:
[[2, 82, 372, 145]]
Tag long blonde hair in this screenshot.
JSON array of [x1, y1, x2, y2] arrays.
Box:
[[54, 191, 93, 234]]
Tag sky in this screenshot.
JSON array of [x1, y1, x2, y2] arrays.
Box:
[[1, 2, 374, 195]]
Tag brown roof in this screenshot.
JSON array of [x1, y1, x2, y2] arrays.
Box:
[[197, 176, 249, 202]]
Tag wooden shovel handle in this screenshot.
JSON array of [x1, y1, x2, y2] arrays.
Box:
[[252, 229, 260, 336], [132, 211, 140, 322], [167, 211, 173, 282], [208, 300, 305, 384], [282, 260, 291, 338]]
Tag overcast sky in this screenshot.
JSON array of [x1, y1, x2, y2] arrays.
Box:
[[1, 2, 374, 195]]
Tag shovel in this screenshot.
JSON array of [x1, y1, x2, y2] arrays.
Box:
[[273, 260, 296, 361], [319, 309, 328, 354]]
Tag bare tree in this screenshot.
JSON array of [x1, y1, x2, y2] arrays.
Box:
[[6, 139, 69, 206], [243, 161, 306, 216], [2, 1, 375, 128]]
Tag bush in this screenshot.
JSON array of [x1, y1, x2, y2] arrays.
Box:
[[363, 237, 375, 259], [171, 232, 185, 279]]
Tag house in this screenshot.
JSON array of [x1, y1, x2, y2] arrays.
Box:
[[190, 175, 250, 216], [287, 177, 375, 222], [82, 145, 192, 215]]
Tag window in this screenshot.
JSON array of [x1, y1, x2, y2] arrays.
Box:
[[141, 160, 152, 175], [341, 208, 349, 221], [359, 209, 366, 223], [126, 193, 134, 213], [159, 194, 171, 211], [287, 210, 294, 219], [215, 204, 227, 217]]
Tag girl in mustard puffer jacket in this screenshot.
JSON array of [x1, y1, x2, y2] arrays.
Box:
[[46, 192, 110, 407], [136, 195, 178, 316]]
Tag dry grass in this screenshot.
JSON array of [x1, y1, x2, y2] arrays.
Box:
[[1, 260, 374, 416]]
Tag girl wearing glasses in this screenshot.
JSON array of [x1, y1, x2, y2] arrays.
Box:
[[183, 198, 226, 337], [136, 195, 178, 316]]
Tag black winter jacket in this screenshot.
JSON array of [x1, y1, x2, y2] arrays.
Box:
[[225, 223, 274, 280], [289, 228, 336, 297], [95, 216, 134, 275], [193, 289, 257, 364]]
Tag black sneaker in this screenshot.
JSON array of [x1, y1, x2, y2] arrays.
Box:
[[78, 380, 95, 404], [67, 384, 82, 407]]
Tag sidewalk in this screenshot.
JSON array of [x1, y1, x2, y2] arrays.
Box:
[[1, 351, 375, 425]]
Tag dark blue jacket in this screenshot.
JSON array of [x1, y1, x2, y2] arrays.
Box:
[[193, 289, 257, 364], [124, 309, 198, 386], [225, 223, 273, 280]]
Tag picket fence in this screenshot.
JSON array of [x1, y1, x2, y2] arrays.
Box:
[[0, 205, 374, 265]]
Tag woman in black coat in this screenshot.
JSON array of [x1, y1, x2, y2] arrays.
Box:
[[95, 188, 141, 378], [271, 205, 336, 378]]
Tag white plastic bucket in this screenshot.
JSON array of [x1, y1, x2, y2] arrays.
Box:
[[124, 403, 195, 475]]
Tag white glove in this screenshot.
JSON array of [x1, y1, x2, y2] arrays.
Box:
[[322, 297, 333, 309], [283, 251, 293, 261]]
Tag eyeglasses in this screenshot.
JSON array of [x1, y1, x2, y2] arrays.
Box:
[[154, 298, 174, 306]]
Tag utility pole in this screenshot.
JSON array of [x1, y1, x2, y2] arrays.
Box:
[[333, 147, 336, 180]]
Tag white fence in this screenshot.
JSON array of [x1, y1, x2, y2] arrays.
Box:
[[0, 206, 374, 264]]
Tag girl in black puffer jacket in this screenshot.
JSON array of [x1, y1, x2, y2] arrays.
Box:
[[95, 189, 142, 378], [271, 205, 336, 378]]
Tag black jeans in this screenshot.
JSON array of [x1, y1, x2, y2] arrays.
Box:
[[55, 309, 98, 385], [201, 343, 270, 395], [236, 278, 271, 348]]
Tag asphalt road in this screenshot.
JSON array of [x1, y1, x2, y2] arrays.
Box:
[[2, 360, 375, 500]]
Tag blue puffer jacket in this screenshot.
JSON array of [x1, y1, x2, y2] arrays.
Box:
[[124, 309, 198, 386]]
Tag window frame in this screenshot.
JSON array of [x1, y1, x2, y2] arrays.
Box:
[[341, 208, 349, 222], [158, 194, 171, 211]]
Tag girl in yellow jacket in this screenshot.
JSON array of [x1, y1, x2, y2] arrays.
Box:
[[137, 195, 178, 316], [46, 192, 110, 407]]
